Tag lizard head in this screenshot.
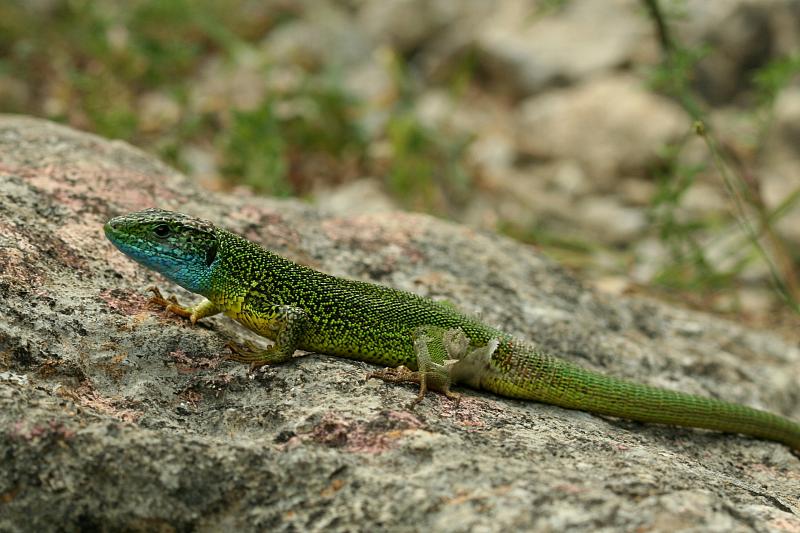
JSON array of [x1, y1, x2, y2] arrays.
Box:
[[104, 208, 219, 294]]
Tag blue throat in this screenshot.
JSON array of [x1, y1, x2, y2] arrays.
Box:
[[108, 235, 213, 295]]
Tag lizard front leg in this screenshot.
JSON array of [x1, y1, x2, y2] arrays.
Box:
[[226, 304, 309, 370], [148, 286, 221, 324]]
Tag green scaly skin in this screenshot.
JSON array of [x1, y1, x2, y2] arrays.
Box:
[[104, 208, 800, 451]]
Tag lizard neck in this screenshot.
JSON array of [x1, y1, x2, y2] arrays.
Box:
[[204, 229, 289, 307]]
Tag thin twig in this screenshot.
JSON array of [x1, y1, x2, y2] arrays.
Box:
[[641, 0, 673, 56], [695, 121, 799, 312]]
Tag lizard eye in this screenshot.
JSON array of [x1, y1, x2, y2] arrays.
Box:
[[153, 224, 171, 238]]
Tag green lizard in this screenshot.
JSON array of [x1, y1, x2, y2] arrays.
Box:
[[104, 208, 800, 451]]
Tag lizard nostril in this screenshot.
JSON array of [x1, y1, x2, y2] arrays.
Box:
[[104, 220, 120, 234]]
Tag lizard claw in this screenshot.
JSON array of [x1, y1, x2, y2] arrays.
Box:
[[147, 286, 193, 319], [147, 286, 166, 306], [367, 366, 430, 407], [147, 286, 175, 305], [224, 340, 270, 371], [445, 390, 462, 408]]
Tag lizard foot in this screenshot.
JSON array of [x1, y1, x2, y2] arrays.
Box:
[[367, 365, 460, 408], [148, 286, 193, 320], [225, 340, 295, 371], [366, 365, 417, 383], [225, 340, 268, 371], [367, 366, 427, 408], [365, 326, 475, 407], [368, 326, 498, 408]]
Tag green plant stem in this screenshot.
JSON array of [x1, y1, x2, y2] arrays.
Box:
[[695, 121, 800, 312], [641, 0, 673, 56]]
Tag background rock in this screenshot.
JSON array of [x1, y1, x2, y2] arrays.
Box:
[[1, 117, 799, 531], [474, 0, 654, 96], [4, 0, 800, 318], [678, 0, 800, 105], [517, 75, 688, 187]]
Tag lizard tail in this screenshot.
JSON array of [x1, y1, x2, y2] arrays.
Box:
[[481, 340, 800, 450]]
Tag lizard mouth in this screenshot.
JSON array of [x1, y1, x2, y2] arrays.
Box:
[[103, 216, 130, 242], [103, 220, 123, 247], [103, 220, 118, 239], [103, 217, 156, 262]]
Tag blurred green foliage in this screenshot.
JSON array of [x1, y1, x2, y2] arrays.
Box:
[[223, 102, 291, 196], [378, 52, 473, 213], [0, 0, 274, 130], [643, 0, 800, 312], [220, 77, 366, 196], [753, 54, 800, 108], [0, 0, 471, 209], [649, 136, 733, 290], [383, 112, 472, 214], [2, 0, 798, 314]]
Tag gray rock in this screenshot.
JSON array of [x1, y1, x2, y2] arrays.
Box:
[[138, 92, 182, 133], [263, 3, 372, 71], [474, 0, 654, 96], [1, 116, 799, 531], [678, 0, 800, 105], [517, 75, 689, 188], [577, 195, 648, 243], [757, 86, 800, 246], [190, 56, 270, 114], [359, 0, 472, 54], [694, 2, 774, 105], [313, 179, 397, 215]]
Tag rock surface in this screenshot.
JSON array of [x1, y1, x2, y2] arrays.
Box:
[[0, 116, 799, 531]]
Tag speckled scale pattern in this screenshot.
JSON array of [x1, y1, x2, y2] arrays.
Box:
[[208, 228, 501, 367], [105, 209, 800, 450], [484, 340, 800, 448], [208, 229, 800, 449]]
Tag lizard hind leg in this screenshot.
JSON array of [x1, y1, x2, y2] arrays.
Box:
[[368, 325, 466, 406]]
